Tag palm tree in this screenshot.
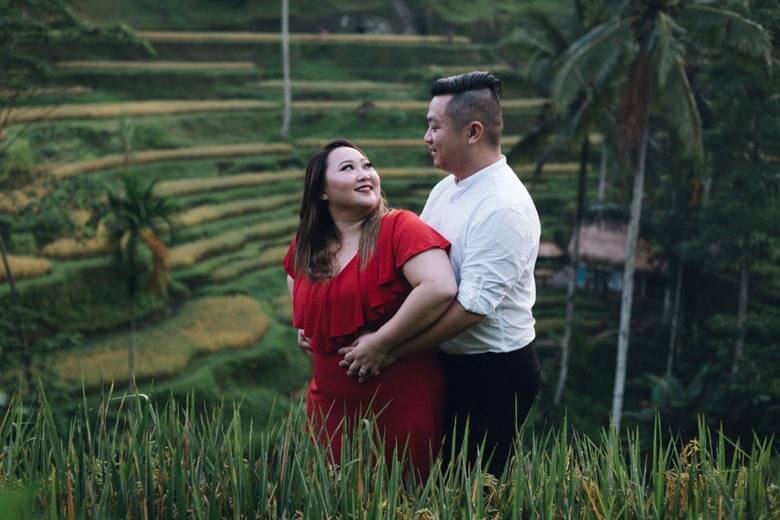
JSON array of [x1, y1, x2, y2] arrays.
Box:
[[551, 0, 772, 432], [90, 172, 175, 393], [501, 0, 614, 408]]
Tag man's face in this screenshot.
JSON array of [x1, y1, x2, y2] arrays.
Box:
[[424, 94, 466, 172]]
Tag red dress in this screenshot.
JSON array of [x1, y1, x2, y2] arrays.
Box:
[[283, 210, 450, 476]]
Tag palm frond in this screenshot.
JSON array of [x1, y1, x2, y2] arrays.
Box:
[[525, 9, 572, 54], [499, 27, 556, 57], [658, 59, 704, 162], [552, 17, 634, 108], [652, 12, 685, 88], [682, 5, 772, 70]]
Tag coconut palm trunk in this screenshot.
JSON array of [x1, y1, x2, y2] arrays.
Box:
[[610, 126, 648, 432], [732, 245, 749, 375], [555, 137, 589, 407], [666, 258, 684, 376], [597, 145, 608, 201], [280, 0, 291, 140]]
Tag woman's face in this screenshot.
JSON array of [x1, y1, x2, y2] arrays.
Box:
[[322, 146, 381, 217]]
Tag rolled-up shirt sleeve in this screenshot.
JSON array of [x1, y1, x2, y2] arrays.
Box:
[[457, 205, 536, 316]]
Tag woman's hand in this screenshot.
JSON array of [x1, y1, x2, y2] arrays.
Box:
[[337, 331, 392, 383], [297, 329, 312, 356]]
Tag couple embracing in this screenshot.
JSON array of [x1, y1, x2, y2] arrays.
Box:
[[282, 72, 542, 478]]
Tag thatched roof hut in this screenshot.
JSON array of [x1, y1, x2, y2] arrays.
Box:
[[568, 224, 662, 272], [538, 240, 564, 259]]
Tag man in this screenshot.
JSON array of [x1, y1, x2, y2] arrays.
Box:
[[340, 71, 542, 474]]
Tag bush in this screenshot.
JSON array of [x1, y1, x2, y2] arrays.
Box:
[[0, 138, 36, 189]]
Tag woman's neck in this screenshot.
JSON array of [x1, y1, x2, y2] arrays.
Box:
[[332, 217, 364, 244]]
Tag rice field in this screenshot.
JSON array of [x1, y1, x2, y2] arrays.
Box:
[[0, 184, 52, 214], [291, 98, 547, 111], [427, 63, 514, 74], [45, 142, 292, 179], [299, 135, 534, 150], [39, 195, 298, 260], [41, 236, 110, 260], [0, 392, 775, 519], [0, 86, 92, 98], [210, 244, 289, 282], [157, 166, 443, 197], [0, 255, 51, 282], [45, 295, 270, 386], [157, 171, 302, 197], [174, 193, 300, 227], [252, 80, 414, 92], [6, 99, 277, 125], [515, 162, 580, 176], [55, 60, 258, 72], [168, 216, 298, 269], [137, 30, 472, 45]]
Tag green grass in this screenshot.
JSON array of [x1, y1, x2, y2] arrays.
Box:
[[0, 388, 776, 519]]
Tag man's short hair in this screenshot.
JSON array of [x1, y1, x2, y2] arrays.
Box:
[[430, 71, 503, 146]]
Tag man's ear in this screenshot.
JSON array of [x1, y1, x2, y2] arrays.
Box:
[[466, 121, 485, 145]]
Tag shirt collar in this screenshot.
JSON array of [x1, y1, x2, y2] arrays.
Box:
[[453, 155, 507, 191]]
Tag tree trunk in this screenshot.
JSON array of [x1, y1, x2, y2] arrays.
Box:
[[732, 245, 749, 375], [1, 235, 34, 392], [597, 145, 608, 201], [665, 258, 684, 376], [555, 137, 589, 407], [129, 315, 138, 394], [280, 0, 291, 140], [390, 0, 417, 34], [662, 283, 672, 324], [610, 127, 648, 433], [0, 235, 17, 295]]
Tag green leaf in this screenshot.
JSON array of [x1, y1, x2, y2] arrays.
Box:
[[683, 5, 773, 70], [652, 12, 684, 88], [658, 59, 704, 161], [552, 17, 633, 108]]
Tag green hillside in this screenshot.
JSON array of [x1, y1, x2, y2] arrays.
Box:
[[2, 0, 777, 452]]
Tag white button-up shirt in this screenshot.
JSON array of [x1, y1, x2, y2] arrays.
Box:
[[420, 155, 540, 354]]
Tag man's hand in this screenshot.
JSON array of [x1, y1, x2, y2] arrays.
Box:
[[297, 329, 312, 356], [337, 331, 392, 383]]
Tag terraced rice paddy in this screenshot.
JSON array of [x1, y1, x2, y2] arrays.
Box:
[[174, 193, 300, 227], [46, 296, 270, 386], [252, 80, 414, 92], [0, 255, 51, 282], [137, 31, 472, 45], [290, 98, 546, 111], [157, 171, 302, 197], [0, 27, 592, 419], [210, 244, 289, 282], [55, 60, 259, 72], [168, 216, 298, 269], [45, 143, 292, 179], [6, 100, 277, 124], [0, 184, 52, 214]]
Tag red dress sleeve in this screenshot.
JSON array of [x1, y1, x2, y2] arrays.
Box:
[[282, 238, 297, 278], [286, 211, 451, 354], [366, 210, 450, 320], [390, 209, 451, 270]]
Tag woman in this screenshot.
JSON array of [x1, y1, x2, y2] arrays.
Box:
[[283, 139, 456, 477]]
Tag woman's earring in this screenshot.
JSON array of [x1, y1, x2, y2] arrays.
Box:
[[321, 193, 328, 200]]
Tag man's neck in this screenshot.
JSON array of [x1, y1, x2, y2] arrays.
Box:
[[452, 148, 502, 182]]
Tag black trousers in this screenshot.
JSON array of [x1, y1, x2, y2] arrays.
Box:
[[440, 342, 541, 475]]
